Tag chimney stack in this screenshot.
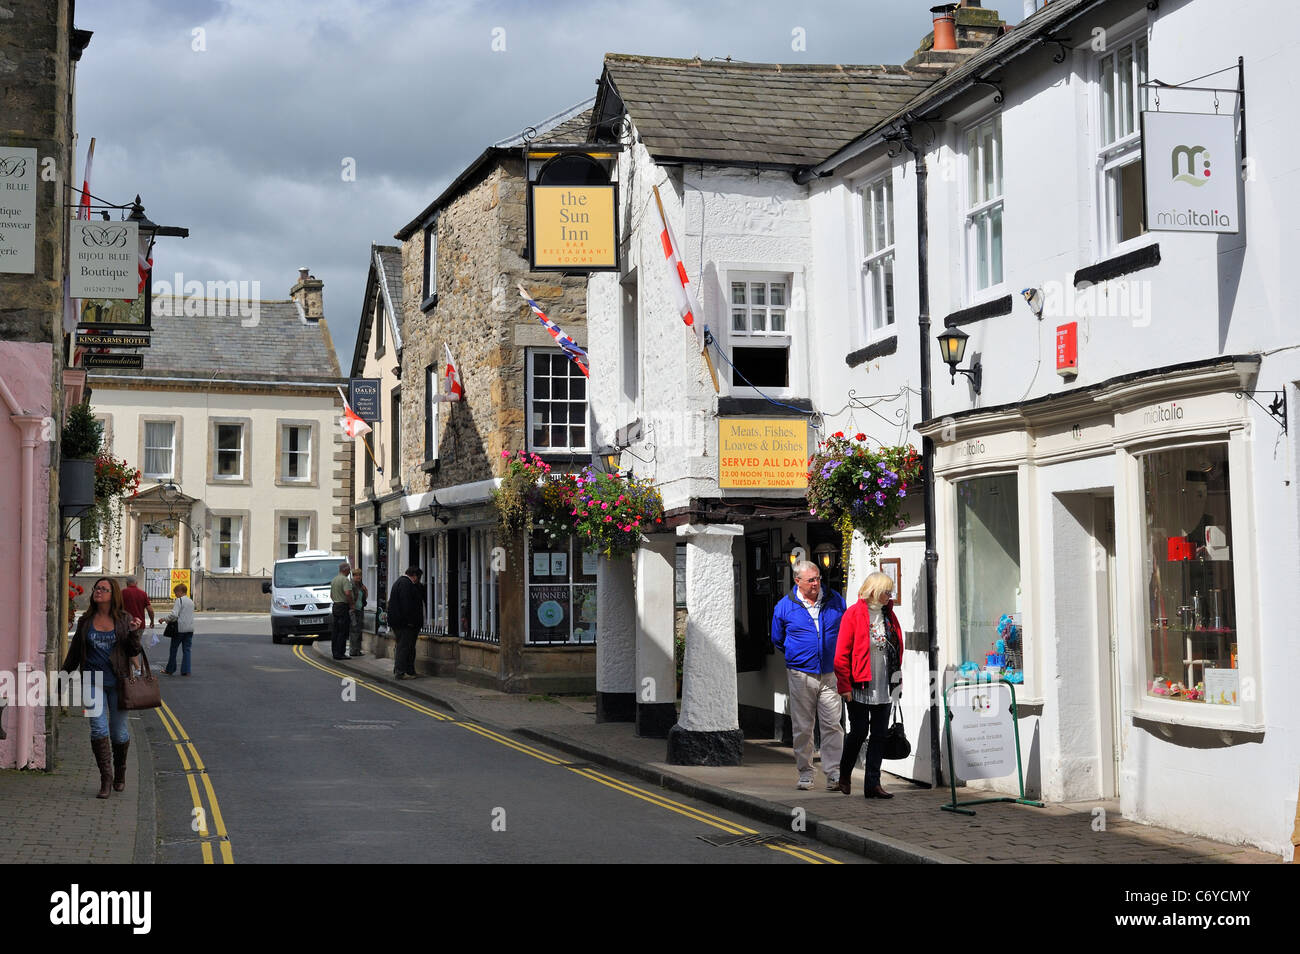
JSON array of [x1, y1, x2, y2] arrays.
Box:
[[290, 267, 324, 321], [906, 1, 1007, 77]]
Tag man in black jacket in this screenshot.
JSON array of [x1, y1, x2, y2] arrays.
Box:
[[387, 566, 425, 679]]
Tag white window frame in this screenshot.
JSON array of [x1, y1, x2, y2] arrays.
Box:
[[526, 348, 591, 454], [424, 364, 439, 463], [468, 527, 498, 640], [722, 267, 797, 397], [523, 533, 598, 645], [857, 172, 896, 340], [280, 424, 312, 483], [962, 113, 1005, 299], [214, 423, 245, 481], [73, 517, 103, 573], [1094, 32, 1149, 256], [142, 420, 175, 480], [213, 515, 242, 574], [279, 515, 311, 560], [728, 274, 790, 339]]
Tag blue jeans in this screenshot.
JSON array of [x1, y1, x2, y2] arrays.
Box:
[[165, 632, 193, 675], [84, 677, 129, 743]]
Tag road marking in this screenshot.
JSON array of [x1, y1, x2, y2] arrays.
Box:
[[289, 646, 832, 863], [154, 700, 234, 864]]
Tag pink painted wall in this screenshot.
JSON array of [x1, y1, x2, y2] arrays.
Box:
[[0, 341, 54, 768]]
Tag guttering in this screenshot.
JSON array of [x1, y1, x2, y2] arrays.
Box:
[[86, 375, 343, 389], [0, 374, 44, 769], [795, 0, 1111, 184]]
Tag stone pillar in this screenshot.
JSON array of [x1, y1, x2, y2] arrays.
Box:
[[595, 554, 635, 721], [634, 535, 677, 737], [667, 523, 744, 765]]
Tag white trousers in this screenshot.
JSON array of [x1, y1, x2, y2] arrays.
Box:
[[786, 668, 844, 779]]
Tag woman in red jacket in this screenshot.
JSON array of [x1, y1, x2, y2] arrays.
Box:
[[834, 571, 903, 798]]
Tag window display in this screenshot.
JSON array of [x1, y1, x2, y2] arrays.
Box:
[[955, 473, 1023, 680], [527, 532, 598, 644], [1141, 445, 1237, 704]]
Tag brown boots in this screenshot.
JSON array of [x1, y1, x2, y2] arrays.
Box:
[[112, 741, 129, 792], [91, 737, 113, 799]]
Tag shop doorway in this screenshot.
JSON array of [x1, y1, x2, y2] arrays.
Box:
[[1094, 496, 1121, 798]]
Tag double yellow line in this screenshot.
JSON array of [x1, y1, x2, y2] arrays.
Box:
[[155, 701, 233, 864], [292, 645, 840, 865]]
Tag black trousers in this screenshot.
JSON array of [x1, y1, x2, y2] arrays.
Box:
[[393, 626, 418, 676], [840, 700, 891, 787], [331, 604, 350, 658]]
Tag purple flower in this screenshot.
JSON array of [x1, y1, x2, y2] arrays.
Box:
[[874, 491, 887, 506], [898, 489, 907, 498]]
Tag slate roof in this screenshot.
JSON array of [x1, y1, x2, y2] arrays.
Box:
[[594, 55, 935, 168], [87, 299, 341, 385], [350, 243, 403, 375], [375, 244, 404, 339]]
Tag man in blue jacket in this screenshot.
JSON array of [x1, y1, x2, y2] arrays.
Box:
[[772, 560, 846, 791]]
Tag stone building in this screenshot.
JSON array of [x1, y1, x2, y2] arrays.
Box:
[[373, 99, 600, 692], [0, 0, 91, 769], [79, 270, 349, 611]]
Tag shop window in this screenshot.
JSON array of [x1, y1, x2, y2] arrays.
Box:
[[955, 473, 1022, 670], [1141, 445, 1237, 704], [467, 528, 499, 641], [526, 533, 598, 644]]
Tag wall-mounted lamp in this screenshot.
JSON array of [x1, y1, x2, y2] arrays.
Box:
[[427, 497, 450, 525], [786, 534, 802, 570], [936, 327, 982, 395], [813, 542, 838, 571], [594, 446, 622, 475]]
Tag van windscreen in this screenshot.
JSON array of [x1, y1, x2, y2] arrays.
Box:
[[274, 559, 339, 588]]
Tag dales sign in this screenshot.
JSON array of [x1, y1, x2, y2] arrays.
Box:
[[1142, 111, 1240, 234]]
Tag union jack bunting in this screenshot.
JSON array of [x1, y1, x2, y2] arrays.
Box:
[[517, 284, 590, 378], [652, 184, 706, 353]]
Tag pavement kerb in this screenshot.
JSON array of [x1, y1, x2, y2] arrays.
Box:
[[307, 642, 962, 865], [132, 713, 158, 864]]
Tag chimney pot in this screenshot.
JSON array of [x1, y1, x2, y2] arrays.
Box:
[[931, 4, 959, 51]]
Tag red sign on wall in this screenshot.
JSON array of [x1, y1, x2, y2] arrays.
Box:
[[1056, 322, 1078, 377]]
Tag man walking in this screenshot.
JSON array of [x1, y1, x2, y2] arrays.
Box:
[[771, 560, 847, 791], [330, 562, 354, 660], [387, 566, 425, 680], [349, 568, 368, 658], [120, 576, 154, 636]]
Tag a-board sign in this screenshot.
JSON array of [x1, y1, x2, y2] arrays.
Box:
[[946, 681, 1017, 780]]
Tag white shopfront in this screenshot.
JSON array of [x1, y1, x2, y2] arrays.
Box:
[[922, 356, 1293, 856]]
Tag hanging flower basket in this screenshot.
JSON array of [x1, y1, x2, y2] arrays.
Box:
[[570, 468, 664, 560], [806, 432, 921, 569], [84, 451, 141, 550]]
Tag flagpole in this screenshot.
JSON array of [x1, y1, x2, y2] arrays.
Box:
[[338, 385, 383, 475], [651, 185, 720, 394]]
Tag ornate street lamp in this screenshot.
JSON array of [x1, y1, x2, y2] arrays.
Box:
[[936, 326, 982, 394]]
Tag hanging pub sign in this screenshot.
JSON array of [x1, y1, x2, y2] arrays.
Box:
[[78, 332, 151, 349], [1142, 111, 1240, 234], [349, 377, 381, 422], [0, 146, 37, 274], [70, 219, 139, 298], [82, 352, 143, 370], [527, 152, 618, 272]]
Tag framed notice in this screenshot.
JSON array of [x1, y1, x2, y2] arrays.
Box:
[[879, 558, 901, 606], [581, 551, 598, 576], [550, 552, 568, 578], [0, 147, 37, 273], [532, 552, 551, 577]]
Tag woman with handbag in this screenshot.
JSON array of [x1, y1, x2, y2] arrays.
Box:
[[834, 571, 904, 798], [61, 577, 145, 798], [161, 582, 196, 676]]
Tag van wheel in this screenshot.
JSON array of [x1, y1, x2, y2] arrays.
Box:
[[272, 631, 284, 645]]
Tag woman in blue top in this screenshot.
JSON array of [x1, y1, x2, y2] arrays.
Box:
[[61, 577, 143, 798]]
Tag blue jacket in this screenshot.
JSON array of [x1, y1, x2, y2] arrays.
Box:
[[771, 587, 847, 675]]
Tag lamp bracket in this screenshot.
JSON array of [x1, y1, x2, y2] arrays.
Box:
[[1236, 389, 1287, 435]]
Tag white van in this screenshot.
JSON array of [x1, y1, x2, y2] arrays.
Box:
[[262, 549, 347, 644]]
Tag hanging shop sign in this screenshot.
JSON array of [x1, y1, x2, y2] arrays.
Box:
[[70, 219, 139, 298], [349, 377, 381, 422], [82, 352, 143, 370], [0, 146, 37, 274], [78, 333, 150, 349], [1142, 111, 1240, 234], [529, 184, 618, 271], [718, 418, 810, 489]]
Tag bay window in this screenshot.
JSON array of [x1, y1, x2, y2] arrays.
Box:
[[955, 473, 1022, 670]]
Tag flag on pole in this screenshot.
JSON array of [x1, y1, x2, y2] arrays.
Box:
[[77, 138, 95, 220], [137, 234, 152, 296], [443, 343, 463, 401], [336, 386, 372, 439], [652, 184, 705, 353], [65, 138, 96, 336], [517, 284, 590, 378]]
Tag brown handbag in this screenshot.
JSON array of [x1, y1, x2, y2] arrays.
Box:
[[120, 650, 162, 710]]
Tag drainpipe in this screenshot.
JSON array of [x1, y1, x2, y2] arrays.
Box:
[[893, 121, 944, 789], [0, 374, 45, 769]]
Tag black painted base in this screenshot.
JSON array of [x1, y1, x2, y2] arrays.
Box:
[[737, 703, 778, 740], [635, 702, 676, 739], [595, 691, 635, 723], [666, 724, 745, 766]]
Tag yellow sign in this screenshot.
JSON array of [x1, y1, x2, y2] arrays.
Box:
[[530, 185, 616, 269], [169, 568, 191, 596], [718, 418, 809, 489]]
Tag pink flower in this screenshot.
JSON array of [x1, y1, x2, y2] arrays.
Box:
[[601, 502, 609, 510], [604, 516, 612, 522]]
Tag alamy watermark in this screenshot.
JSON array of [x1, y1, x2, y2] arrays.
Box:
[[151, 272, 261, 327], [0, 666, 103, 716]]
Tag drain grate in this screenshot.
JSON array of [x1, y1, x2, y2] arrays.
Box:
[[333, 723, 395, 730], [697, 832, 798, 849]]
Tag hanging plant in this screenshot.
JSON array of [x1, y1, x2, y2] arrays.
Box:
[[570, 468, 664, 560], [806, 432, 921, 570], [86, 451, 141, 551], [491, 450, 578, 542]]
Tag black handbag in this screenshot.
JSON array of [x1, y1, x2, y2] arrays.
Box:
[[163, 619, 178, 640], [882, 700, 911, 760]]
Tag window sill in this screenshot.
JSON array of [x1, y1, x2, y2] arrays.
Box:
[[1074, 242, 1160, 286], [846, 334, 898, 368], [1128, 703, 1263, 734], [420, 294, 438, 313], [421, 459, 440, 474], [944, 294, 1014, 328]]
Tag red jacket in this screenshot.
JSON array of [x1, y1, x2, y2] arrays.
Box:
[[834, 599, 903, 696]]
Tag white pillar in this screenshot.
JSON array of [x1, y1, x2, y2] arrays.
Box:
[[668, 523, 744, 765], [595, 554, 636, 721], [634, 535, 677, 737]]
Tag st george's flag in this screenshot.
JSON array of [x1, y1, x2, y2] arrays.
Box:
[[517, 284, 590, 377], [336, 387, 372, 439], [652, 184, 706, 353], [430, 343, 464, 402]]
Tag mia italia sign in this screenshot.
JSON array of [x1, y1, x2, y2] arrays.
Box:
[[1142, 111, 1240, 234]]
